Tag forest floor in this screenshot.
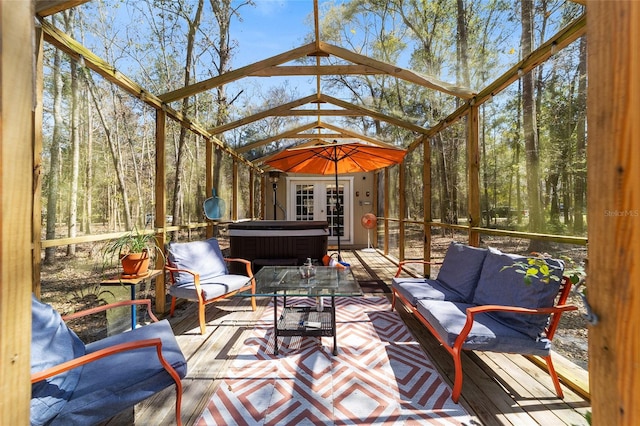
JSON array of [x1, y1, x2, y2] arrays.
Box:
[[38, 230, 589, 370]]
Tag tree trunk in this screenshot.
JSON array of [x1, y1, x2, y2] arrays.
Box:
[[171, 0, 204, 239], [44, 29, 63, 265], [210, 0, 234, 212], [67, 50, 80, 257], [87, 77, 132, 230], [84, 92, 93, 236], [434, 134, 451, 224], [573, 36, 587, 234], [521, 0, 544, 245]]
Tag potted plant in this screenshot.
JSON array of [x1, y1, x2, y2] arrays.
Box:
[[102, 229, 162, 277]]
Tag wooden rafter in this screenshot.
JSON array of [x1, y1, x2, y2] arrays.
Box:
[[406, 13, 587, 153], [236, 120, 393, 155], [39, 18, 256, 169], [35, 0, 90, 17], [209, 94, 318, 134], [236, 122, 320, 154], [159, 43, 320, 103], [317, 41, 476, 99], [249, 64, 386, 77], [209, 91, 428, 140], [318, 93, 428, 133]]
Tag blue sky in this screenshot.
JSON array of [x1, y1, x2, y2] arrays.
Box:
[[230, 0, 319, 67]]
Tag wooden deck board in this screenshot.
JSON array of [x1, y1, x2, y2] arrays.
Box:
[[124, 249, 590, 425]]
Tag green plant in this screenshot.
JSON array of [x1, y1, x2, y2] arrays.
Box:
[[501, 252, 585, 286], [101, 228, 163, 269]]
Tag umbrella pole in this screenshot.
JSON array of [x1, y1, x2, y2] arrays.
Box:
[[334, 151, 342, 261]]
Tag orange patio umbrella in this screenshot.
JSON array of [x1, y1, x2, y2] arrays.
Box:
[[264, 140, 407, 258]]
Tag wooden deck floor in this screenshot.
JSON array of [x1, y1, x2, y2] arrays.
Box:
[[111, 250, 591, 426]]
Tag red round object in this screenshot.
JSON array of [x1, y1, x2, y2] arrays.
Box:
[[361, 213, 377, 229]]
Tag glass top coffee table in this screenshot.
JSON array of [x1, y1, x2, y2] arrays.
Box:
[[245, 265, 362, 355]]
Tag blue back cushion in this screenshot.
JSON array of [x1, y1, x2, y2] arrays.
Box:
[[472, 250, 564, 338], [31, 295, 86, 426], [437, 242, 488, 301], [167, 238, 228, 285]]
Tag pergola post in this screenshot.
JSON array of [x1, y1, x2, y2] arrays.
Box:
[[33, 24, 45, 298], [587, 2, 640, 424], [467, 105, 480, 247], [232, 159, 239, 221], [373, 171, 379, 248], [383, 167, 390, 255], [1, 1, 34, 423], [249, 169, 255, 219], [398, 162, 406, 261], [205, 138, 214, 238], [154, 109, 167, 314], [423, 138, 432, 277]]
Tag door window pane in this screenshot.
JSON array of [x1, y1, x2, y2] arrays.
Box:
[[326, 184, 344, 237], [295, 184, 314, 221]]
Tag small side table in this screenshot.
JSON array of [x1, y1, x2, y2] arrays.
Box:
[[100, 269, 163, 334]]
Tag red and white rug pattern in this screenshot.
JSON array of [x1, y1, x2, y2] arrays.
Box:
[[196, 297, 472, 425]]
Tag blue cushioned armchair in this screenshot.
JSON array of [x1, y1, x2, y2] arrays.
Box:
[[31, 296, 187, 426], [165, 238, 256, 335]]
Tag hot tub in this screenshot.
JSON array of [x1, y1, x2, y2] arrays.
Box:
[[228, 221, 329, 271]]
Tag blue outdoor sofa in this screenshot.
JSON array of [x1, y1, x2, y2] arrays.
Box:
[[31, 296, 187, 426], [392, 242, 578, 403]]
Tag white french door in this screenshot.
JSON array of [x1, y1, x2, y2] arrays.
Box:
[[286, 177, 353, 246]]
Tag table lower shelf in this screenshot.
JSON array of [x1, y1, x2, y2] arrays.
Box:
[[277, 306, 334, 337]]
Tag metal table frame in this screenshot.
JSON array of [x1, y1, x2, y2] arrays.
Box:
[[248, 266, 362, 355]]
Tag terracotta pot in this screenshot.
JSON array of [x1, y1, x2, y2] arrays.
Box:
[[120, 250, 150, 277]]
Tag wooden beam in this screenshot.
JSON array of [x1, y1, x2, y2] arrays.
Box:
[[205, 137, 214, 238], [249, 64, 387, 77], [383, 168, 390, 255], [406, 13, 586, 156], [210, 91, 429, 137], [35, 0, 90, 17], [209, 94, 318, 134], [154, 110, 167, 314], [317, 41, 475, 99], [587, 2, 640, 425], [398, 162, 406, 261], [320, 93, 429, 134], [159, 43, 319, 103], [280, 133, 351, 139], [1, 2, 34, 424], [273, 109, 365, 117], [315, 121, 393, 147], [236, 122, 319, 154], [33, 25, 45, 298], [39, 19, 258, 170], [472, 14, 586, 107], [423, 138, 432, 277], [232, 160, 239, 221]]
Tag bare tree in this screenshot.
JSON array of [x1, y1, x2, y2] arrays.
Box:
[[65, 11, 80, 256], [521, 0, 544, 242], [44, 14, 64, 265], [573, 36, 587, 234]]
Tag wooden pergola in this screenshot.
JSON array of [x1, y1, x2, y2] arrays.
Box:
[[1, 1, 639, 424]]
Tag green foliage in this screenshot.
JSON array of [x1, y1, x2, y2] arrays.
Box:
[[501, 252, 585, 286], [101, 228, 162, 269]]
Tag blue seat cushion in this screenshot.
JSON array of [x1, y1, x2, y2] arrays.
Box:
[[472, 249, 564, 339], [168, 274, 252, 301], [392, 277, 467, 305], [416, 299, 551, 356], [49, 320, 187, 426], [436, 243, 488, 301], [31, 296, 86, 426], [167, 238, 228, 285]]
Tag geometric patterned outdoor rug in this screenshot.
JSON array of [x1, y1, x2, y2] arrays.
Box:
[[196, 297, 472, 425]]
